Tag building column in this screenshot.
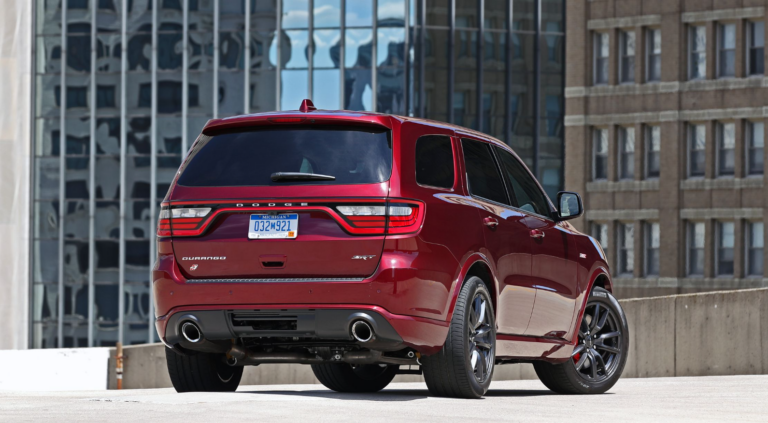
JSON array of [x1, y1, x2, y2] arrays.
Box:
[[634, 220, 644, 278], [734, 119, 745, 178], [659, 121, 682, 280], [634, 122, 644, 181], [634, 27, 645, 85]]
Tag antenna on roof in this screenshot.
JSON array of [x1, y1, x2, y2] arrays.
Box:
[[299, 99, 317, 113]]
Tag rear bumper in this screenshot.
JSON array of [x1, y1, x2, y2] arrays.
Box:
[[158, 305, 449, 354]]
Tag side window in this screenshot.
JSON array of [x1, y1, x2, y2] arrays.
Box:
[[415, 135, 455, 189], [461, 139, 509, 205], [495, 147, 552, 216]]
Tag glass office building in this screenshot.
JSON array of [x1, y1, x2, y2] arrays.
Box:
[[31, 0, 564, 348]]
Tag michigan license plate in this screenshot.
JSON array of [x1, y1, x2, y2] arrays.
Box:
[[248, 214, 298, 239]]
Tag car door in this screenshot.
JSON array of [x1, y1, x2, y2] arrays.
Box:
[[461, 139, 534, 335], [494, 147, 579, 338]]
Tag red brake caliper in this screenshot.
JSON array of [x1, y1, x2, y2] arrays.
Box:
[[573, 352, 581, 363]]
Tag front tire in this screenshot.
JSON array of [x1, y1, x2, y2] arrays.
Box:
[[165, 347, 244, 393], [311, 363, 398, 393], [533, 286, 629, 394], [422, 276, 496, 399]]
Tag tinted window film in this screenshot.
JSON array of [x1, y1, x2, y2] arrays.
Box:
[[415, 135, 455, 189], [461, 139, 508, 205], [177, 126, 392, 186], [495, 147, 551, 216]]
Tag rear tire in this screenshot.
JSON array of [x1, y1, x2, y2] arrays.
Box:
[[533, 287, 629, 395], [165, 347, 244, 393], [422, 276, 496, 399], [311, 363, 398, 393]]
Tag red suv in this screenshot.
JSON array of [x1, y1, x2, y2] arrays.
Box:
[[155, 100, 628, 398]]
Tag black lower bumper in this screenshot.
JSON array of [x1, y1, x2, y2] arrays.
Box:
[[164, 309, 405, 352]]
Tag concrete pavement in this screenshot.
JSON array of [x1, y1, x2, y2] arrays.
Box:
[[1, 375, 766, 422]]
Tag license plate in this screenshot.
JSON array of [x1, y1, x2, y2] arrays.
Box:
[[248, 214, 298, 239]]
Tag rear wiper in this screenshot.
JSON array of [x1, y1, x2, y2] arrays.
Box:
[[270, 172, 336, 182]]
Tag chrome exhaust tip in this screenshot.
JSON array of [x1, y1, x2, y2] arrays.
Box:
[[181, 321, 202, 343], [351, 320, 374, 343]]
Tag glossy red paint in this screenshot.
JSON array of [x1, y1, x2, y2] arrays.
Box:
[[153, 106, 611, 360]]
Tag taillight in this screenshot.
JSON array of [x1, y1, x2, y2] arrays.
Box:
[[336, 201, 424, 235], [157, 206, 212, 237]]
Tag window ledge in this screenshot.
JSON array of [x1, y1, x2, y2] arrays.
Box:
[[680, 178, 764, 190], [586, 179, 659, 192]]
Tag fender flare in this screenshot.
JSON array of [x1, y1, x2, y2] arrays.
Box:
[[444, 253, 500, 323], [568, 266, 613, 344]]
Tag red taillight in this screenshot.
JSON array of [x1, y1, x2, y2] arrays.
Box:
[[156, 206, 212, 237], [157, 206, 171, 237], [268, 117, 305, 123], [336, 201, 424, 235]]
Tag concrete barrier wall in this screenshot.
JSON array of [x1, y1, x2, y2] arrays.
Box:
[[3, 288, 766, 391]]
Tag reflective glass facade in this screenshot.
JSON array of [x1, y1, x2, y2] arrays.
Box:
[[31, 0, 564, 348]]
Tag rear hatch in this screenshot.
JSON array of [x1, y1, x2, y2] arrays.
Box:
[[161, 124, 418, 280]]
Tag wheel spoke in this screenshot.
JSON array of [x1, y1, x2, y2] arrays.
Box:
[[589, 304, 600, 331], [574, 352, 588, 370], [591, 348, 607, 374], [599, 331, 621, 340], [595, 343, 620, 354], [571, 344, 585, 357], [475, 348, 487, 380], [594, 308, 610, 332], [475, 298, 486, 329], [588, 351, 597, 378], [470, 349, 479, 370], [579, 319, 589, 338]]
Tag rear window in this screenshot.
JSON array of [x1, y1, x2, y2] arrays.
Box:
[[415, 135, 455, 189], [177, 126, 392, 187]]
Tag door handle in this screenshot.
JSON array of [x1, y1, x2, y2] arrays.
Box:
[[483, 217, 499, 228], [530, 229, 545, 239]]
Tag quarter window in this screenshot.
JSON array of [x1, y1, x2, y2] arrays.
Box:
[[619, 30, 636, 83], [593, 128, 609, 180], [495, 147, 551, 216], [617, 222, 634, 276], [688, 124, 706, 177], [716, 221, 735, 276], [645, 125, 661, 178], [646, 28, 661, 82], [688, 222, 706, 276], [747, 221, 764, 277], [415, 135, 455, 189], [717, 122, 735, 176], [689, 26, 706, 80], [718, 23, 736, 78], [747, 121, 764, 175], [619, 127, 635, 180], [461, 139, 508, 205]]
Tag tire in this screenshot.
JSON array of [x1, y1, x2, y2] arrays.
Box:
[[311, 363, 398, 393], [165, 347, 244, 393], [422, 276, 496, 399], [533, 286, 629, 395]]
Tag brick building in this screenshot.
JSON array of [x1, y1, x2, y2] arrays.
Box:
[[565, 0, 768, 298]]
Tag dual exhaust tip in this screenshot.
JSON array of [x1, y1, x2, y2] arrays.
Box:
[[180, 318, 375, 344]]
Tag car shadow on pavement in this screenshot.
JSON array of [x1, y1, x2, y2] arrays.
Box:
[[236, 388, 559, 401]]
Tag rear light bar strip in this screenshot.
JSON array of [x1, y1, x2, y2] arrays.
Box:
[[156, 200, 425, 237]]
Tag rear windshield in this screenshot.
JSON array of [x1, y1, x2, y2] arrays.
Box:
[[177, 126, 392, 187]]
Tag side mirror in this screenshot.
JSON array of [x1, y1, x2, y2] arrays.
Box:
[[556, 191, 583, 221]]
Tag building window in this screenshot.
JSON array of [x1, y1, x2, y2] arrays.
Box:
[[748, 21, 765, 76], [747, 121, 764, 175], [619, 30, 635, 84], [618, 126, 635, 180], [688, 124, 706, 177], [716, 122, 735, 177], [646, 28, 661, 82], [645, 222, 660, 276], [718, 23, 736, 78], [617, 223, 634, 276], [747, 221, 764, 277], [593, 128, 608, 180], [594, 32, 609, 85], [645, 125, 661, 178], [688, 222, 706, 276], [592, 222, 609, 253], [689, 26, 706, 80], [716, 221, 735, 276]]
